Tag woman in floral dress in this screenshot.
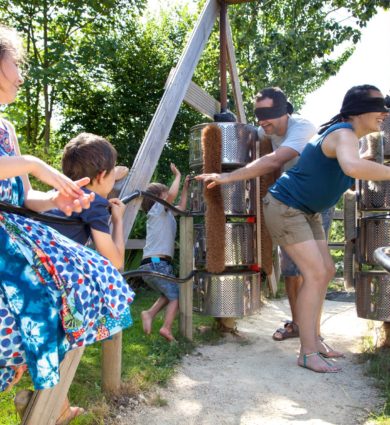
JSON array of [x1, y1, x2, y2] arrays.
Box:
[[0, 24, 134, 394]]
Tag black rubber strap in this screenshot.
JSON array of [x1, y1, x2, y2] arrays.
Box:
[[121, 269, 195, 284]]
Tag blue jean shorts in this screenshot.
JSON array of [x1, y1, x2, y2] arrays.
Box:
[[279, 207, 335, 276], [139, 260, 179, 301]]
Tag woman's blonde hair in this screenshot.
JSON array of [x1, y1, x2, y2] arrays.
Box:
[[0, 24, 25, 64]]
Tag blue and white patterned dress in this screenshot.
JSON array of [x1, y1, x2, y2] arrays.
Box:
[[0, 122, 134, 391]]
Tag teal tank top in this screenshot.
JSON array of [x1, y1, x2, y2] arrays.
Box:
[[269, 122, 355, 213]]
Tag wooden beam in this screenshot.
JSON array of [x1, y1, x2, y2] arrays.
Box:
[[102, 332, 122, 394], [119, 0, 219, 241], [226, 16, 247, 124], [165, 69, 220, 120], [255, 141, 262, 268], [184, 80, 220, 120], [179, 216, 194, 340], [22, 348, 85, 425]]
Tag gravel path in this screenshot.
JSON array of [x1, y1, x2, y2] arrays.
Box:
[[117, 298, 383, 425]]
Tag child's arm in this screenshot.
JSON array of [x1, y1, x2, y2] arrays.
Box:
[[165, 163, 181, 204], [175, 175, 190, 212], [91, 198, 126, 269]]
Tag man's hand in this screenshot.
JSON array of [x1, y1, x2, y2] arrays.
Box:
[[195, 173, 227, 189]]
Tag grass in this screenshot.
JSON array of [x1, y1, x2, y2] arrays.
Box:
[[359, 334, 390, 425], [0, 286, 220, 425]]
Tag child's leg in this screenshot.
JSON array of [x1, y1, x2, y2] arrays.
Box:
[[159, 299, 179, 342], [141, 296, 169, 334]]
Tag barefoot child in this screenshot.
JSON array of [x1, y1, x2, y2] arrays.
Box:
[[139, 164, 189, 341]]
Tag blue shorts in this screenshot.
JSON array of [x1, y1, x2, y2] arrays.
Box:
[[279, 207, 335, 277], [139, 260, 179, 301]]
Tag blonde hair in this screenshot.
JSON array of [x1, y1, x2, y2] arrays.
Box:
[[0, 24, 25, 64]]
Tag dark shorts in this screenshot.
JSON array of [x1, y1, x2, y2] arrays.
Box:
[[139, 261, 179, 301]]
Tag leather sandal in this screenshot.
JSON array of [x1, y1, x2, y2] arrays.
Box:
[[272, 321, 299, 341]]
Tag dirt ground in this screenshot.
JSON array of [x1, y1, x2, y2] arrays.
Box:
[[117, 297, 384, 425]]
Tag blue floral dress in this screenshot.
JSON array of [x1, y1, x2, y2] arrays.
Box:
[[0, 122, 134, 391]]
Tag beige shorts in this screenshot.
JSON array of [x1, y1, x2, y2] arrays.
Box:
[[262, 193, 325, 246]]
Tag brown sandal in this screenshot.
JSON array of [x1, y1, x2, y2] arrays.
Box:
[[272, 321, 299, 341]]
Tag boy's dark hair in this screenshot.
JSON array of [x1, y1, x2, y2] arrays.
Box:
[[141, 183, 169, 213], [62, 133, 117, 181]]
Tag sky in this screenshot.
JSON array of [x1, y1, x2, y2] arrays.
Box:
[[300, 10, 390, 127], [146, 1, 390, 127]]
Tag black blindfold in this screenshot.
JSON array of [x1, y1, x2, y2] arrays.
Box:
[[254, 101, 293, 121], [341, 96, 389, 116], [254, 105, 287, 121]]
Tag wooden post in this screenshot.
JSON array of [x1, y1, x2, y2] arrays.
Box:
[[226, 16, 246, 124], [22, 348, 85, 425], [118, 0, 219, 241], [101, 332, 122, 394], [179, 216, 194, 340]]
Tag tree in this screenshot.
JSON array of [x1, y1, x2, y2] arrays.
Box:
[[58, 6, 203, 182], [0, 0, 145, 152], [196, 0, 389, 113]]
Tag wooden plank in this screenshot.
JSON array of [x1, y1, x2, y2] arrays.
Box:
[[165, 70, 220, 120], [226, 16, 246, 124], [179, 216, 194, 340], [102, 332, 122, 394], [184, 80, 220, 120], [255, 140, 262, 268], [266, 270, 278, 297], [118, 0, 219, 241], [22, 348, 85, 425]]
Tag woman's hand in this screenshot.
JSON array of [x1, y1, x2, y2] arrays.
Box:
[[51, 178, 95, 216], [28, 156, 87, 198]]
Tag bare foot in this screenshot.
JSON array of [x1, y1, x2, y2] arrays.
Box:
[[317, 339, 345, 358], [298, 352, 341, 373], [141, 311, 152, 335], [56, 397, 85, 425], [56, 406, 85, 425], [159, 327, 176, 342], [6, 364, 28, 392]]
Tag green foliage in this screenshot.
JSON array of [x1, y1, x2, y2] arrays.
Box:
[[362, 343, 390, 423], [1, 0, 387, 174], [0, 0, 146, 151], [226, 0, 389, 114]]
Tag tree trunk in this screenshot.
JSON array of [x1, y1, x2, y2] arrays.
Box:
[[43, 0, 50, 153]]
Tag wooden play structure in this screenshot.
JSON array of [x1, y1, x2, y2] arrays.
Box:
[[20, 0, 276, 423]]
